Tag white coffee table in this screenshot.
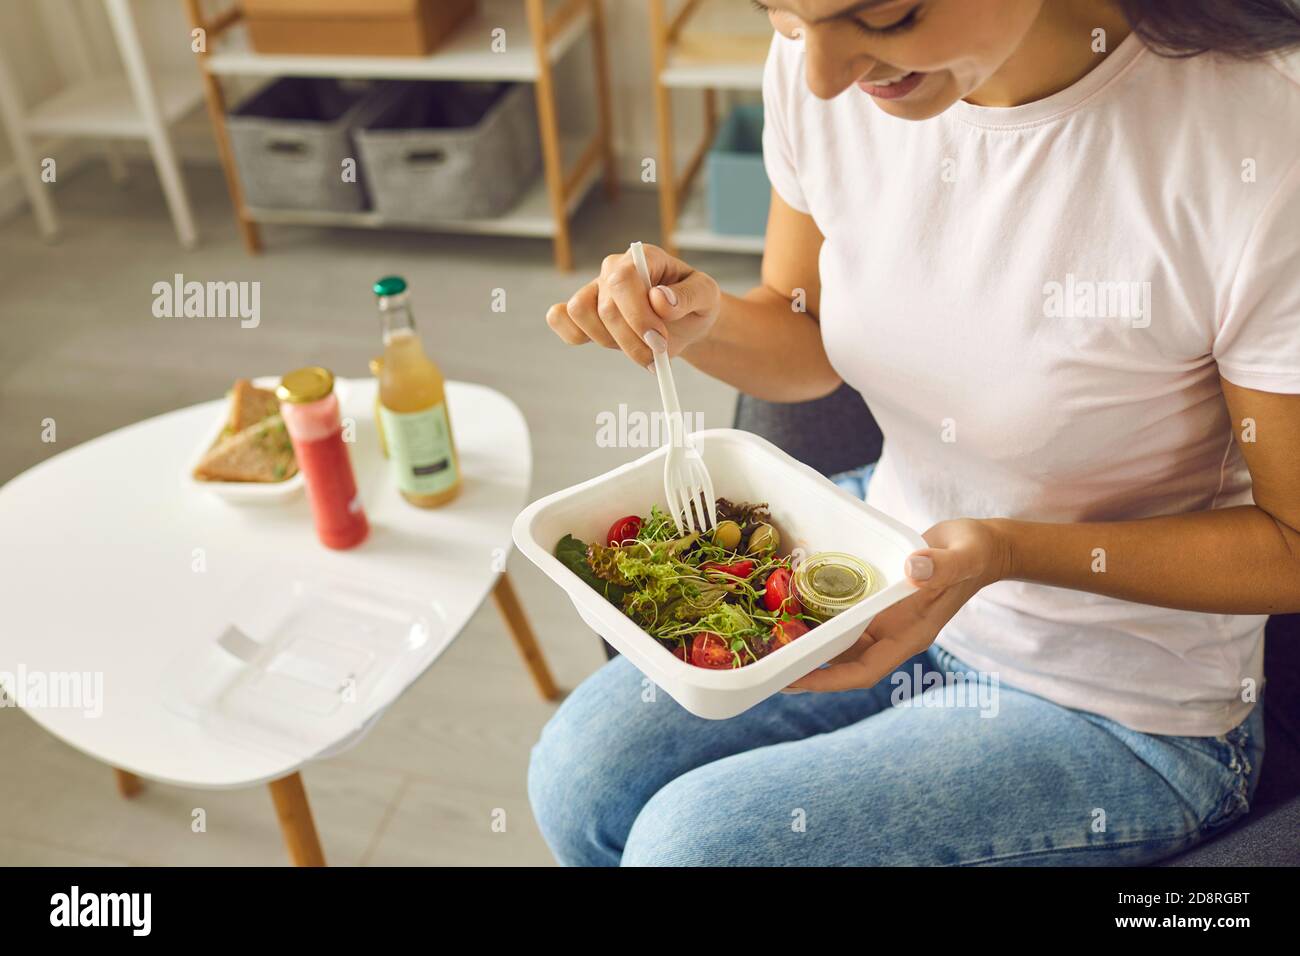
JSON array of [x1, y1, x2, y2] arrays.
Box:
[[0, 379, 557, 865]]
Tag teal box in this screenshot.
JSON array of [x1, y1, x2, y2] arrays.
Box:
[[707, 103, 771, 237]]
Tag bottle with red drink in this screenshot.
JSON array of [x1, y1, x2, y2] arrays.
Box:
[[277, 366, 369, 550]]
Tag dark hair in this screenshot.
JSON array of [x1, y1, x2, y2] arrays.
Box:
[[1118, 0, 1300, 59]]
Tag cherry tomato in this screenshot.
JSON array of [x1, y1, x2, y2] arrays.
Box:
[[690, 632, 735, 669], [669, 643, 687, 661], [763, 566, 801, 614], [605, 515, 642, 546], [699, 559, 756, 579], [769, 618, 810, 650]]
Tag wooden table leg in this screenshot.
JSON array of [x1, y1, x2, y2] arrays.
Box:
[[113, 768, 143, 799], [493, 572, 561, 701], [268, 772, 326, 867]]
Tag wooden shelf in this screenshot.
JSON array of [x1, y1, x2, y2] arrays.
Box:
[[206, 0, 590, 82], [672, 176, 765, 254], [247, 136, 600, 239], [661, 0, 767, 90], [648, 0, 768, 257], [661, 57, 763, 91], [187, 0, 617, 269]]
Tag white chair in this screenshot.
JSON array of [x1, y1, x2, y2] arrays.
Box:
[[0, 0, 203, 247]]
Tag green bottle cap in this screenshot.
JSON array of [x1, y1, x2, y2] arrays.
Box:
[[373, 276, 407, 297]]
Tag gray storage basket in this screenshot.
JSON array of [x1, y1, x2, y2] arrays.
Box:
[[355, 81, 542, 222], [227, 78, 384, 213]]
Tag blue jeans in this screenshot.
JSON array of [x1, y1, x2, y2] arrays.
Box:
[[530, 463, 1266, 866], [528, 649, 1264, 866], [831, 460, 878, 500]]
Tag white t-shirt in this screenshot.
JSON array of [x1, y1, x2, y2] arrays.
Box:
[[762, 29, 1300, 736]]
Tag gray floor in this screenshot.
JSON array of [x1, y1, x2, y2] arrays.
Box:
[[0, 159, 759, 865]]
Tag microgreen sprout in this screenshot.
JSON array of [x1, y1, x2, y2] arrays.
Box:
[[559, 501, 822, 669]]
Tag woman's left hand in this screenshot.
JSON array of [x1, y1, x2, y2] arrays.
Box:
[[787, 518, 1011, 693]]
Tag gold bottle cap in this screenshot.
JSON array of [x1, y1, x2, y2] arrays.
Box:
[[277, 366, 334, 404]]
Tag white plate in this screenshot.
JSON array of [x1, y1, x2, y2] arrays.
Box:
[[184, 376, 351, 504], [512, 428, 926, 719]]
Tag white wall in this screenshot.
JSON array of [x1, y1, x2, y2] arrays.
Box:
[[0, 0, 64, 168]]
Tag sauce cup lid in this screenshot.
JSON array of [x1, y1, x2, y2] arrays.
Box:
[[794, 552, 880, 617]]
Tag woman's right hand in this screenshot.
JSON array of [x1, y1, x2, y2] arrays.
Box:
[[545, 244, 721, 368]]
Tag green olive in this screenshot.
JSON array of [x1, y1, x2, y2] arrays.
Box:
[[711, 519, 742, 550], [746, 522, 779, 556], [665, 532, 700, 557]]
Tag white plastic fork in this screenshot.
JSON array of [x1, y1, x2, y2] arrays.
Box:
[[629, 241, 717, 536]]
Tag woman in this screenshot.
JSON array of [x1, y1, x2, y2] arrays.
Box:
[[530, 0, 1300, 866]]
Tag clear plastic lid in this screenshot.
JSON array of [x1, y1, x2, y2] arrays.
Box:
[[793, 551, 880, 620], [160, 571, 449, 760]]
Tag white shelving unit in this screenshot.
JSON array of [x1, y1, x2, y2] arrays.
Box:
[[187, 0, 616, 270], [648, 0, 768, 257], [23, 72, 203, 139], [0, 0, 205, 247]]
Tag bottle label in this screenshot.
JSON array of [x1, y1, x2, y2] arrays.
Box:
[[379, 403, 458, 496]]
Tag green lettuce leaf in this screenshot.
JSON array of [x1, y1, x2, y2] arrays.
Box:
[[555, 534, 629, 607]]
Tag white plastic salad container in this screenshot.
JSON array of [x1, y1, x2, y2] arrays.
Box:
[[512, 428, 926, 719]]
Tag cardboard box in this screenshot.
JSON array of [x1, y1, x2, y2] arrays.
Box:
[[243, 0, 478, 57], [673, 0, 774, 65]]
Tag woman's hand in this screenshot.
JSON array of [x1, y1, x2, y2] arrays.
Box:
[[788, 518, 1012, 693], [545, 244, 721, 368]]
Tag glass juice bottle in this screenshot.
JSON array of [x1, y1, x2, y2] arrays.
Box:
[[374, 276, 461, 508], [277, 366, 369, 550]]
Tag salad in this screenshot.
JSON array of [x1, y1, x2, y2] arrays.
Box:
[[555, 499, 826, 670]]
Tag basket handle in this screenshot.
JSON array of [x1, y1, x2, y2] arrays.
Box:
[[265, 138, 309, 156], [404, 148, 448, 166]]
